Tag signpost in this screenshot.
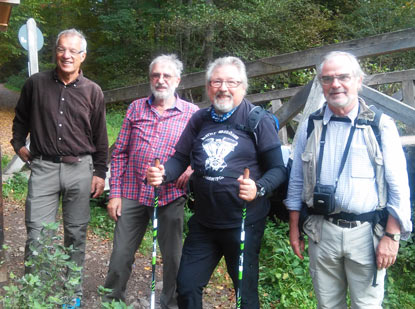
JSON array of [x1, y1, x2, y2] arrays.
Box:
[[4, 18, 44, 176], [18, 18, 44, 76]]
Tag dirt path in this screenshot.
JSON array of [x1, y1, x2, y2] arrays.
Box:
[[0, 83, 19, 158]]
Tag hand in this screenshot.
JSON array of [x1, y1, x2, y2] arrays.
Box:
[[289, 211, 305, 260], [90, 176, 105, 198], [146, 164, 165, 186], [376, 235, 399, 269], [107, 197, 122, 221], [18, 146, 32, 163], [237, 175, 256, 202], [176, 166, 193, 189]]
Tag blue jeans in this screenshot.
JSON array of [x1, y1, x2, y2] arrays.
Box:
[[177, 215, 266, 309]]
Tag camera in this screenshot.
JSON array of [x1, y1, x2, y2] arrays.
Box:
[[313, 184, 336, 215]]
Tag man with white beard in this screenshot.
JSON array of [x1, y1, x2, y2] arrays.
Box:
[[147, 56, 286, 308], [285, 51, 412, 308], [102, 54, 198, 308]]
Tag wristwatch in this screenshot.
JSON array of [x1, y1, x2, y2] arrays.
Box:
[[384, 231, 401, 242], [255, 183, 266, 198]]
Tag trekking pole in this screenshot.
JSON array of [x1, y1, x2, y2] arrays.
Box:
[[150, 158, 160, 309], [236, 167, 249, 309]]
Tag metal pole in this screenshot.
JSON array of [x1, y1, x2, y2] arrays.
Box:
[[27, 18, 38, 76]]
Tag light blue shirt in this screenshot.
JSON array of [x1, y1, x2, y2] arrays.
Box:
[[285, 100, 412, 239]]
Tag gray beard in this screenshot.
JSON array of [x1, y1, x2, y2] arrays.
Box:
[[151, 85, 175, 101], [213, 95, 234, 114]]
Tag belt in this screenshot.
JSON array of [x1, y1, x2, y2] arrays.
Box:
[[325, 216, 362, 228], [38, 155, 81, 164]]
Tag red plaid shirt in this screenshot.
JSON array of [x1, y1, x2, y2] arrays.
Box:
[[109, 95, 199, 206]]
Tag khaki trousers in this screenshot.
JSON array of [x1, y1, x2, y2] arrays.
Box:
[[308, 220, 386, 309]]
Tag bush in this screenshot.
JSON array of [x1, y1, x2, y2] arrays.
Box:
[[259, 219, 316, 308], [1, 222, 82, 308], [2, 172, 28, 201]]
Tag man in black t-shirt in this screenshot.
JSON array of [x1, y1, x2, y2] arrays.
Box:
[[147, 56, 286, 308]]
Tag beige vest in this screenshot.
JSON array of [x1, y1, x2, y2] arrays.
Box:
[[302, 100, 387, 210]]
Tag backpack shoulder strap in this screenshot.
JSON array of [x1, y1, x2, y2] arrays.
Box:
[[306, 105, 325, 139], [356, 105, 383, 150]]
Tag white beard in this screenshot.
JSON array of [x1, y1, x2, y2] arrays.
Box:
[[213, 94, 234, 114], [151, 84, 175, 100]]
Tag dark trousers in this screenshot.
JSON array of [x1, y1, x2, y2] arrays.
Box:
[[177, 215, 266, 309], [103, 196, 185, 309]]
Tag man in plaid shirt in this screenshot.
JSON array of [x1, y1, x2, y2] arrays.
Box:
[[102, 54, 199, 308]]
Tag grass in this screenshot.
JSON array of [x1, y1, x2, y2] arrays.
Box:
[[106, 102, 129, 145]]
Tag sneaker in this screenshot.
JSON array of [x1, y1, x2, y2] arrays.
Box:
[[62, 297, 81, 308]]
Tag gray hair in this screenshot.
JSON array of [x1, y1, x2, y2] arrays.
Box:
[[317, 51, 365, 81], [206, 56, 248, 91], [56, 29, 87, 53], [149, 54, 183, 78]]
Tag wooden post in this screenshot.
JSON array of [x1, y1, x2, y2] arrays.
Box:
[[269, 100, 288, 145], [402, 80, 415, 108], [0, 145, 7, 283]]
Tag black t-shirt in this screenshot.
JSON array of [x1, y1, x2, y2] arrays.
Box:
[[175, 99, 281, 228]]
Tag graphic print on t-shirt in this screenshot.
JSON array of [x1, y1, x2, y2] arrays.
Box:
[[201, 130, 239, 181]]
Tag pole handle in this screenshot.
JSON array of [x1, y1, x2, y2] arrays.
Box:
[[243, 167, 249, 180]]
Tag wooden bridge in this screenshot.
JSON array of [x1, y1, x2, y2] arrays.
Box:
[[103, 27, 415, 145]]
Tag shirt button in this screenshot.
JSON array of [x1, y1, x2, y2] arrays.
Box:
[[61, 98, 65, 101], [74, 84, 77, 87], [64, 86, 67, 88], [58, 137, 62, 141], [58, 124, 62, 127], [60, 111, 63, 114]]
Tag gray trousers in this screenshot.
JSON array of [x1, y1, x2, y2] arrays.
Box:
[[103, 196, 185, 309], [25, 156, 93, 296], [308, 220, 386, 309]]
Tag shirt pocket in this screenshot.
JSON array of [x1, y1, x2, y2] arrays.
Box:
[[350, 145, 375, 179]]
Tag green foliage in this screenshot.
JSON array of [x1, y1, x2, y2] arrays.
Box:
[[106, 102, 129, 146], [98, 286, 133, 308], [259, 220, 316, 308], [383, 203, 415, 308], [1, 154, 11, 170], [2, 172, 28, 201], [0, 222, 82, 308], [89, 198, 116, 240]]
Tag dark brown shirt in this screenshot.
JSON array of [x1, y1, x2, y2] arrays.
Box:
[[11, 69, 108, 179]]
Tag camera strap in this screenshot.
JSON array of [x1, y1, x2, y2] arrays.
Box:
[[316, 118, 357, 190]]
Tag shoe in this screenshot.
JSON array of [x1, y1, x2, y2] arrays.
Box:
[[62, 297, 81, 308]]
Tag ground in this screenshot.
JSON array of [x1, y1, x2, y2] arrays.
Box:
[[0, 85, 234, 308]]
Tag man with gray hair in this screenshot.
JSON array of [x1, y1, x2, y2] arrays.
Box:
[[147, 56, 286, 308], [11, 28, 108, 307], [102, 54, 198, 308], [285, 51, 412, 307]]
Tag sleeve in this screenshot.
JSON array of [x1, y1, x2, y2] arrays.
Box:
[[381, 116, 412, 239], [164, 151, 190, 182], [284, 121, 308, 211], [90, 86, 109, 179], [11, 78, 32, 153], [108, 105, 133, 199], [254, 112, 286, 193], [256, 147, 287, 194]]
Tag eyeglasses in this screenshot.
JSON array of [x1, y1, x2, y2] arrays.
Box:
[[320, 74, 352, 85], [150, 73, 175, 82], [209, 80, 242, 88], [56, 47, 84, 56]]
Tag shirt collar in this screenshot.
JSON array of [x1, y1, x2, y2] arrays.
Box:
[[147, 93, 184, 112], [52, 69, 84, 86], [323, 101, 359, 125]]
